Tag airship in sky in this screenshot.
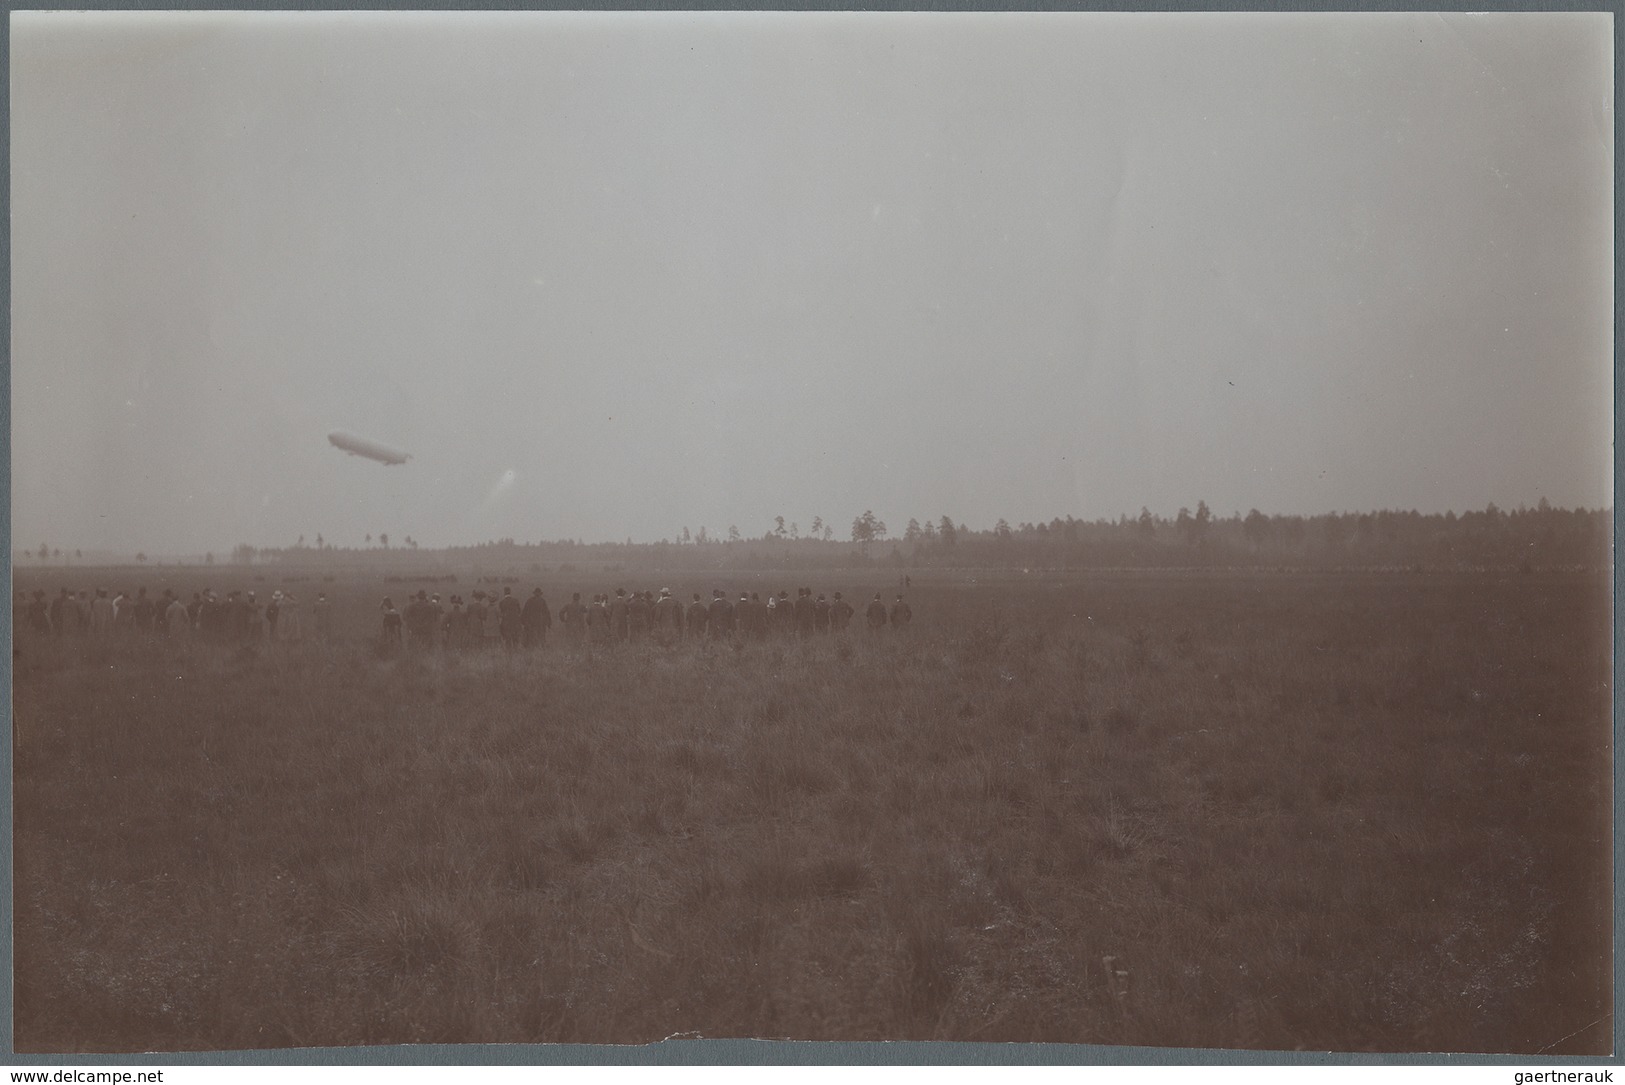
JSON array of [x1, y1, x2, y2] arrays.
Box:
[[328, 430, 412, 466]]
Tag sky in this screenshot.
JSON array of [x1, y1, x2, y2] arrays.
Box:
[[11, 11, 1613, 554]]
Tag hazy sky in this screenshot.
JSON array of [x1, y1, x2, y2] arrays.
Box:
[[11, 11, 1613, 553]]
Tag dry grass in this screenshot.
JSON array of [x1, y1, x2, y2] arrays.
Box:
[[11, 570, 1611, 1053]]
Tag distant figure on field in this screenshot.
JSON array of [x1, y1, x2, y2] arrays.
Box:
[[280, 593, 303, 642], [627, 590, 651, 642], [561, 593, 588, 645], [498, 587, 523, 648], [523, 588, 552, 647], [830, 592, 854, 632], [609, 589, 630, 642], [443, 595, 468, 648], [166, 592, 189, 639], [133, 588, 154, 633], [686, 593, 709, 639], [867, 593, 888, 631], [814, 593, 831, 633], [266, 592, 283, 640], [794, 588, 815, 638], [27, 591, 51, 635], [50, 589, 70, 636], [654, 589, 682, 639], [708, 589, 734, 638], [312, 593, 332, 641], [380, 597, 403, 645]]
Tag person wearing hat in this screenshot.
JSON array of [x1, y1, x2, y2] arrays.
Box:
[[814, 592, 831, 634], [522, 587, 552, 648], [685, 593, 709, 639], [775, 591, 795, 636], [608, 589, 630, 643], [830, 591, 854, 633], [653, 588, 681, 640], [866, 592, 889, 632], [627, 590, 652, 642], [707, 589, 734, 639], [498, 586, 523, 648], [240, 591, 261, 643], [793, 587, 815, 638], [380, 597, 403, 646], [890, 594, 912, 629]]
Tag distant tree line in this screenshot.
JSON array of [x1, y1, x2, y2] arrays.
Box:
[[185, 500, 1607, 573]]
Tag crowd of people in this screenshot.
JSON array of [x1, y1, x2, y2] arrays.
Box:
[[378, 586, 914, 650], [15, 583, 914, 650], [15, 586, 332, 643]]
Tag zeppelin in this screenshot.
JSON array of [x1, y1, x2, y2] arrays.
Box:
[[328, 431, 412, 465]]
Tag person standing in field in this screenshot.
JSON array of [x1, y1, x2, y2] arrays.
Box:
[[814, 593, 831, 633], [428, 594, 446, 642], [522, 588, 551, 647], [380, 597, 403, 646], [280, 593, 303, 642], [498, 587, 523, 648], [132, 588, 154, 634], [266, 592, 282, 641], [560, 593, 588, 646], [166, 592, 190, 639], [889, 594, 912, 629], [402, 592, 426, 647], [867, 592, 888, 632], [707, 589, 734, 639], [608, 589, 630, 643], [441, 595, 467, 648], [830, 592, 854, 633], [653, 588, 681, 640], [26, 591, 52, 635], [312, 593, 332, 642], [686, 593, 709, 639], [89, 589, 114, 635], [793, 588, 815, 638], [154, 590, 172, 636], [50, 589, 69, 636], [775, 591, 795, 636], [75, 590, 92, 635], [627, 590, 651, 642]]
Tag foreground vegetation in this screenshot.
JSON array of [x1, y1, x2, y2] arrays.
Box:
[[12, 571, 1611, 1053]]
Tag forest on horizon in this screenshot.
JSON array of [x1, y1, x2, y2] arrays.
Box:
[[23, 501, 1612, 574]]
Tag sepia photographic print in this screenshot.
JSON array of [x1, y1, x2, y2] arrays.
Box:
[[8, 9, 1614, 1058]]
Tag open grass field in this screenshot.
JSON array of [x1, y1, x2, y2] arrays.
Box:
[[11, 566, 1612, 1054]]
